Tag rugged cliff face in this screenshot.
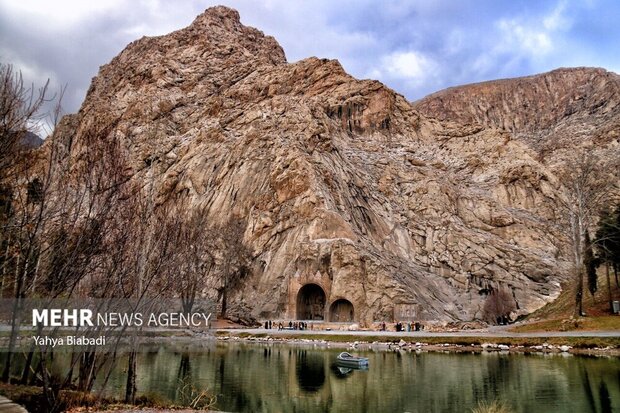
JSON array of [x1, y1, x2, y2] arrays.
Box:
[[49, 6, 619, 324], [413, 67, 620, 159]]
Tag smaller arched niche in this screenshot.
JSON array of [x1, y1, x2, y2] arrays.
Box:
[[329, 299, 354, 322]]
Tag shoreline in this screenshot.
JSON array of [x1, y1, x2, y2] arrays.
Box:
[[2, 326, 619, 356], [214, 330, 620, 357]]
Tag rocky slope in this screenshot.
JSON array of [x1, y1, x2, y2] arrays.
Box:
[[413, 67, 620, 160], [48, 6, 619, 324]]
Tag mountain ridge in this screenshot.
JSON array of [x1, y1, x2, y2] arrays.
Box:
[[45, 6, 619, 324], [413, 66, 620, 159]]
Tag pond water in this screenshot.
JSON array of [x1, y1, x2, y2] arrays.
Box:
[[4, 342, 620, 412], [103, 342, 620, 412]]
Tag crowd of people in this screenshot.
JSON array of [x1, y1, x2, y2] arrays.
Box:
[[378, 321, 424, 331], [262, 320, 424, 332], [394, 321, 424, 332], [263, 320, 312, 330]]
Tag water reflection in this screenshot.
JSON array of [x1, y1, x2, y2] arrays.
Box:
[[295, 350, 325, 392], [582, 368, 597, 413], [331, 365, 352, 378], [599, 381, 612, 413], [178, 352, 191, 380], [140, 346, 620, 413], [2, 344, 619, 413]]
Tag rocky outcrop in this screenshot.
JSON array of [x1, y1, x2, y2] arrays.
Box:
[[413, 67, 620, 159], [47, 6, 619, 324]]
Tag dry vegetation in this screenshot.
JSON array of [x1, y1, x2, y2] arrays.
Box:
[[0, 62, 246, 412], [471, 400, 513, 413]]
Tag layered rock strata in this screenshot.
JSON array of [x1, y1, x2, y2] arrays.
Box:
[[48, 6, 619, 323]]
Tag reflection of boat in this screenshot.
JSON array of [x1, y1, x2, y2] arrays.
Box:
[[336, 352, 369, 368], [330, 364, 354, 378]]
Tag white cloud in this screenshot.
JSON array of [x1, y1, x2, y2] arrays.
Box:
[[443, 29, 465, 56], [366, 68, 383, 80], [379, 50, 439, 87], [497, 19, 553, 57], [471, 1, 573, 77], [235, 1, 380, 67], [0, 0, 125, 28], [543, 0, 570, 31]]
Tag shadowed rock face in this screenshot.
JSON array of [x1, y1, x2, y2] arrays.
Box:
[[49, 6, 619, 323]]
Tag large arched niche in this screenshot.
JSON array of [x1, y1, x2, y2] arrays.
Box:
[[296, 284, 326, 320], [329, 298, 354, 322]]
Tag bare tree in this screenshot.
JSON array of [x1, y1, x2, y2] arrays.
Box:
[[9, 116, 134, 413], [0, 94, 139, 413], [0, 63, 50, 180], [216, 217, 252, 318], [483, 286, 516, 324], [42, 176, 180, 406], [164, 205, 216, 313], [117, 176, 183, 404], [556, 150, 619, 318], [0, 63, 60, 383]]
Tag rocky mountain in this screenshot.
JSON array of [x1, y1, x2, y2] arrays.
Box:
[[47, 6, 619, 324], [413, 67, 620, 160], [21, 131, 43, 148]]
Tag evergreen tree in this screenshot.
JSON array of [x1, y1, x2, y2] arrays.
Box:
[[584, 230, 597, 296], [595, 204, 620, 287], [614, 205, 620, 287]]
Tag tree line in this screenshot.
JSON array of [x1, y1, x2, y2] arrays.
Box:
[[0, 62, 251, 411], [483, 153, 619, 324], [556, 151, 620, 317]]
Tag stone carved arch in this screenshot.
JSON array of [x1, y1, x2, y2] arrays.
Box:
[[329, 298, 354, 322], [296, 283, 326, 320]]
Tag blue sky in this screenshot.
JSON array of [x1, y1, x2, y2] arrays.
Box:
[[1, 0, 619, 116]]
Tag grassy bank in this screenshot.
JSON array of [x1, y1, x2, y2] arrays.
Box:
[[509, 270, 620, 335], [528, 269, 620, 320], [510, 315, 620, 333], [0, 382, 104, 412]]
